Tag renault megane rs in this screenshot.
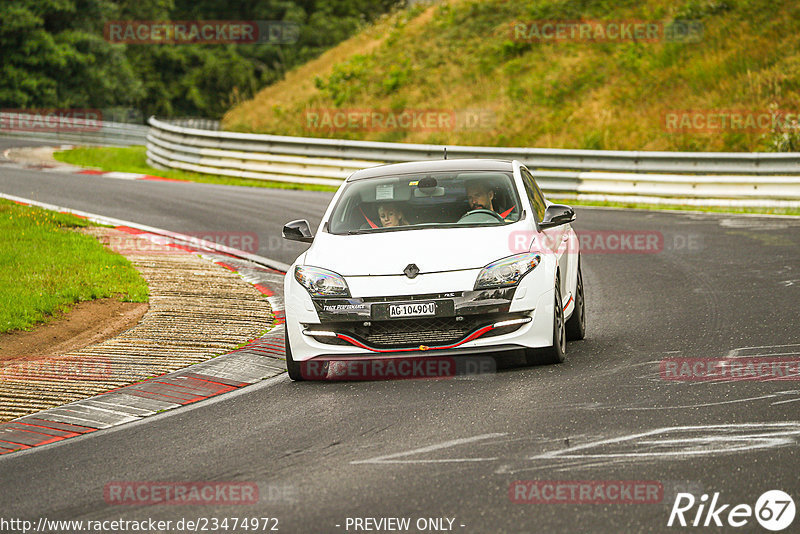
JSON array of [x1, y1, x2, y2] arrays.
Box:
[[281, 159, 585, 380]]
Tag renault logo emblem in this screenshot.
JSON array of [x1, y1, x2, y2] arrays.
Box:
[[404, 263, 420, 279]]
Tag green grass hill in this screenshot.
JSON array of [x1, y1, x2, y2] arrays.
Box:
[[222, 0, 800, 152]]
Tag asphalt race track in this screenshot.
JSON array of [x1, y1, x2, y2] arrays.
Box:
[[2, 139, 799, 533]]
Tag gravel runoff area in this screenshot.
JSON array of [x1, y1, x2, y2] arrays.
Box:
[[0, 227, 276, 422]]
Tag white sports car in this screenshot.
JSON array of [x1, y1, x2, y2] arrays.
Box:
[[282, 159, 585, 380]]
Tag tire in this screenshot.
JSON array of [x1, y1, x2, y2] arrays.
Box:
[[565, 258, 586, 341], [284, 328, 305, 381], [526, 275, 566, 365]]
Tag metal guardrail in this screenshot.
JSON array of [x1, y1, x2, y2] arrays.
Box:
[[143, 116, 798, 206], [163, 118, 221, 131], [0, 112, 148, 146]]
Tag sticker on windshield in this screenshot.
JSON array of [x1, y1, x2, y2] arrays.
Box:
[[375, 184, 394, 200]]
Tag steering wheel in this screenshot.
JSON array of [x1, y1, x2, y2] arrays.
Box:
[[457, 209, 505, 224]]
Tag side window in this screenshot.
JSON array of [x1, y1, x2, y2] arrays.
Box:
[[521, 168, 546, 223]]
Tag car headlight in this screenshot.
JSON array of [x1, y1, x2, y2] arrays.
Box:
[[474, 253, 541, 290], [294, 265, 350, 297]]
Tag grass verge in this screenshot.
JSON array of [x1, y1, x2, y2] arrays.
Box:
[[53, 146, 339, 192], [0, 199, 149, 333]]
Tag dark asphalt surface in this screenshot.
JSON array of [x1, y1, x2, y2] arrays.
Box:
[[2, 139, 800, 533]]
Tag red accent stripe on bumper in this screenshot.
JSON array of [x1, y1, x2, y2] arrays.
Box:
[[333, 325, 496, 353]]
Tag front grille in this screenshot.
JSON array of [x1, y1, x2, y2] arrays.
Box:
[[367, 317, 479, 347], [306, 313, 525, 349]]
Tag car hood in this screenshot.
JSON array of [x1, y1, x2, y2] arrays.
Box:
[[303, 224, 529, 276]]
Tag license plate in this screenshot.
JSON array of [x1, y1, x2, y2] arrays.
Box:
[[389, 302, 436, 318]]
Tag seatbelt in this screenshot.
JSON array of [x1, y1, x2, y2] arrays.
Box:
[[499, 205, 515, 218], [359, 206, 379, 229]]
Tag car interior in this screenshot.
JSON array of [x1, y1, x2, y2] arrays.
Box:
[[330, 172, 521, 233]]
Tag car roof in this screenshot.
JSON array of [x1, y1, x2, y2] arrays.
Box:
[[347, 159, 515, 182]]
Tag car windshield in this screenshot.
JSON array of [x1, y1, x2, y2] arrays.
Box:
[[327, 171, 522, 234]]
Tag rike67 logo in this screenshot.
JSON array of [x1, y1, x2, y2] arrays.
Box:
[[668, 490, 795, 531]]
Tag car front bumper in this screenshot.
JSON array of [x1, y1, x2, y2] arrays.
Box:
[[285, 267, 557, 362]]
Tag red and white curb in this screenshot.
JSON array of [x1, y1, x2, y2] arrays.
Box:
[[0, 194, 288, 456], [1, 145, 181, 182], [74, 169, 181, 182]]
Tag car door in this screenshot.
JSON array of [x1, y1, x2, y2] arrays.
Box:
[[520, 168, 572, 300]]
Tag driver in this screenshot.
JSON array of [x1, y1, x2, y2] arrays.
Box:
[[464, 179, 516, 220], [465, 180, 496, 212]]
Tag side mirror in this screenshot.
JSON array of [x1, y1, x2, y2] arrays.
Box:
[[539, 204, 576, 229], [282, 219, 314, 243]]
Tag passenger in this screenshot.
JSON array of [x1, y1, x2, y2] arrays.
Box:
[[377, 202, 409, 227]]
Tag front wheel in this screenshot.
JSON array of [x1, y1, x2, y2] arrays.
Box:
[[284, 328, 305, 381], [565, 258, 586, 341], [526, 277, 566, 365]]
